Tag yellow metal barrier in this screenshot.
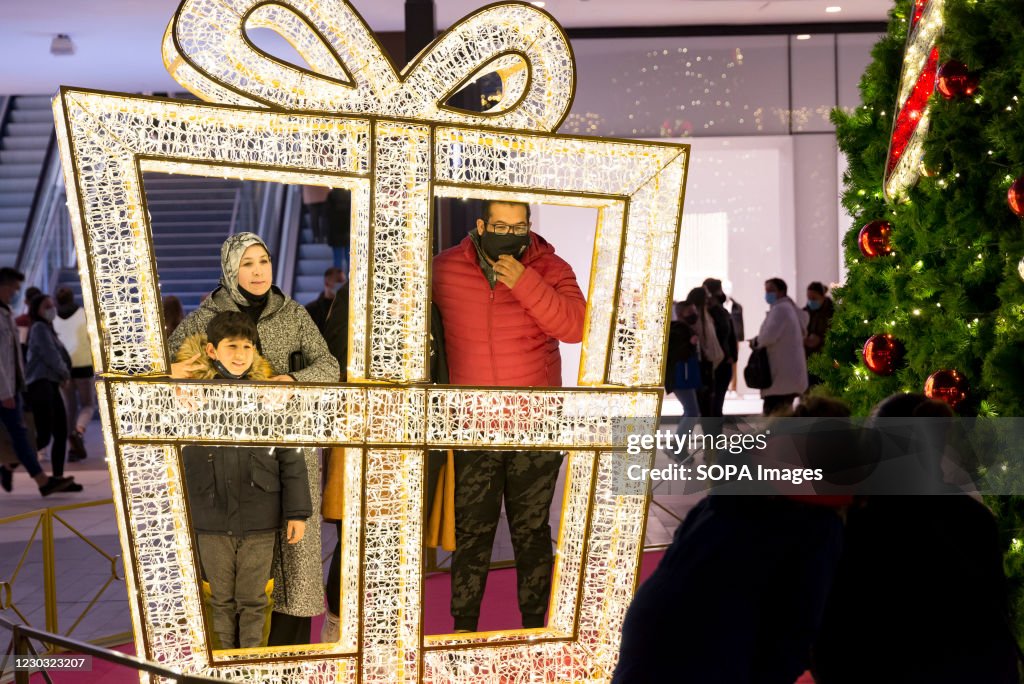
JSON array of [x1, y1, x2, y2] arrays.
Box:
[[0, 499, 131, 652]]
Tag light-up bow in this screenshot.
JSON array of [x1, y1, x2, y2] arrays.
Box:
[[163, 0, 576, 132]]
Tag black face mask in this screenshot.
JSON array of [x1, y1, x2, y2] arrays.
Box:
[[480, 231, 530, 261], [682, 314, 699, 325], [212, 359, 251, 380]]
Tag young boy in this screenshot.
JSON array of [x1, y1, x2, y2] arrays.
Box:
[[176, 311, 312, 649]]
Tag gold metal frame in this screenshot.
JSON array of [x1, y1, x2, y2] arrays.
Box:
[[0, 500, 130, 651], [54, 0, 690, 681]]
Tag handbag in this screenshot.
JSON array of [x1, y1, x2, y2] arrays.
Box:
[[743, 346, 772, 389]]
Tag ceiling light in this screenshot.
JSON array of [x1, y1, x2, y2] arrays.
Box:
[[796, 34, 811, 40], [50, 34, 75, 56], [825, 6, 842, 13], [531, 1, 546, 6]]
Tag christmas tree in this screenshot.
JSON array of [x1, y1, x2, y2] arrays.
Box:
[[815, 0, 1024, 640]]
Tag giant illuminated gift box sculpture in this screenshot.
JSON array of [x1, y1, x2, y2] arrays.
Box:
[[53, 0, 689, 681]]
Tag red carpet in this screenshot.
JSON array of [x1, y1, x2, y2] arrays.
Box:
[[422, 549, 665, 634]]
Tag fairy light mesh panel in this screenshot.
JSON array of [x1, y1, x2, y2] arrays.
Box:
[[55, 0, 689, 681]]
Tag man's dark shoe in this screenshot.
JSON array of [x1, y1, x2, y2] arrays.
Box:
[[453, 617, 478, 633], [0, 466, 11, 493], [39, 477, 73, 496], [522, 613, 546, 629]]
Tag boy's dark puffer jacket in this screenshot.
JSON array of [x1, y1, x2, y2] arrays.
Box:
[[182, 443, 311, 536], [176, 333, 312, 536]]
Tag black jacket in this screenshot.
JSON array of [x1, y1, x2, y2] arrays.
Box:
[[323, 284, 449, 383], [728, 298, 745, 342], [664, 320, 697, 391], [305, 292, 333, 336], [707, 302, 738, 363], [182, 444, 312, 537]]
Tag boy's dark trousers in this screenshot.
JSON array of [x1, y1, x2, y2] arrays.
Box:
[[451, 450, 563, 632], [198, 531, 276, 648]]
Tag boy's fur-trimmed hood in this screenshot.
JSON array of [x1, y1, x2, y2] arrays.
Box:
[[175, 333, 275, 380]]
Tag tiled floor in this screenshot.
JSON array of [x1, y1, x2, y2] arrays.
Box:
[[0, 394, 761, 655]]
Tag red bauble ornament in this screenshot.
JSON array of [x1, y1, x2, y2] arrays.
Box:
[[936, 60, 978, 99], [858, 220, 893, 258], [863, 334, 904, 376], [924, 369, 968, 409], [1008, 176, 1024, 217]]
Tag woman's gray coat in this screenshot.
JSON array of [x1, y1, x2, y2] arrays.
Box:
[[169, 285, 339, 618]]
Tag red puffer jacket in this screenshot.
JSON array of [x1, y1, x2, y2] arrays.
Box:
[[432, 233, 586, 387]]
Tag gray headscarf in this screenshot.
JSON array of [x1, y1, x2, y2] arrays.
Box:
[[220, 232, 271, 308]]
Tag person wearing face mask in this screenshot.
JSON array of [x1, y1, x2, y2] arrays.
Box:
[[803, 282, 834, 388], [305, 267, 345, 335], [0, 269, 75, 496], [750, 278, 809, 415], [432, 200, 586, 633], [25, 294, 84, 492], [167, 232, 338, 647]]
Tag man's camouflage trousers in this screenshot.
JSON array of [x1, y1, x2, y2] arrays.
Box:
[[450, 449, 565, 632]]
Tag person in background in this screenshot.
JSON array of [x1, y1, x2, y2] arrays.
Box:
[[684, 287, 724, 420], [301, 185, 331, 244], [25, 294, 83, 492], [326, 189, 351, 271], [305, 267, 344, 335], [168, 232, 338, 647], [52, 287, 94, 461], [0, 268, 75, 496], [812, 393, 1019, 684], [614, 396, 852, 684], [803, 281, 834, 388], [319, 283, 450, 643], [702, 278, 737, 417], [665, 300, 701, 444], [751, 278, 808, 415], [15, 286, 41, 347], [163, 295, 185, 340]]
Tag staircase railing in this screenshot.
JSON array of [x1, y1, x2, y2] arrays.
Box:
[[0, 97, 11, 137], [14, 117, 58, 275], [0, 614, 220, 684], [15, 144, 73, 295], [277, 185, 302, 296]]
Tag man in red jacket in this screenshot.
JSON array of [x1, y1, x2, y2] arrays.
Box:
[[432, 200, 586, 632]]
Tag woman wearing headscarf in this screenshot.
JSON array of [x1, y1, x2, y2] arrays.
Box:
[[168, 232, 339, 646]]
